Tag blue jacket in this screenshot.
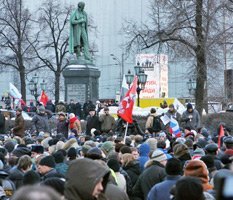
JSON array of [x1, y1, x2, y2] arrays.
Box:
[[147, 175, 181, 200], [138, 143, 150, 171]]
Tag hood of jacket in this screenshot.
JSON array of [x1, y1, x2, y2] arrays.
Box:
[[139, 143, 150, 156], [65, 158, 110, 200]]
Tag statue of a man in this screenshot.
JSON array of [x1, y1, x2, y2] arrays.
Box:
[[69, 2, 92, 61]]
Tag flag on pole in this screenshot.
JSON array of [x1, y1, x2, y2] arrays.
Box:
[[169, 118, 181, 137], [9, 83, 22, 99], [39, 90, 49, 106], [117, 76, 138, 123], [120, 75, 129, 100], [218, 125, 224, 148]]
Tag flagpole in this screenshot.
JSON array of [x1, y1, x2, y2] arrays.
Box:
[[123, 122, 129, 144]]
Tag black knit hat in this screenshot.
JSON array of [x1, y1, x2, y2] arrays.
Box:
[[39, 156, 56, 168]]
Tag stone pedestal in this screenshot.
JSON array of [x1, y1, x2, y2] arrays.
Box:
[[63, 63, 100, 105]]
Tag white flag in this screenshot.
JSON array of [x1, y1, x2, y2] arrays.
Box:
[[9, 83, 22, 99]]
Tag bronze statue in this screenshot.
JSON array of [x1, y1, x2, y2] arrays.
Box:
[[69, 2, 92, 61]]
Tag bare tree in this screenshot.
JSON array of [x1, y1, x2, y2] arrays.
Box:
[[123, 0, 233, 114], [0, 0, 39, 101], [30, 0, 72, 103]]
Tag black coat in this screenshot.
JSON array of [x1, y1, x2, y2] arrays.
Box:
[[132, 161, 166, 200], [0, 112, 5, 134], [57, 120, 69, 138], [123, 161, 141, 187], [86, 115, 100, 135], [42, 168, 64, 181]]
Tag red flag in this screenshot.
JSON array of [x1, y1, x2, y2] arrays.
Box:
[[117, 76, 138, 123], [218, 125, 224, 148], [39, 90, 49, 106], [20, 99, 26, 106]]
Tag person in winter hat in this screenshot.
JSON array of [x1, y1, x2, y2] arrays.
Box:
[[181, 103, 201, 130], [184, 159, 213, 191], [69, 113, 82, 136], [133, 149, 167, 200], [38, 156, 64, 181], [64, 158, 110, 200]]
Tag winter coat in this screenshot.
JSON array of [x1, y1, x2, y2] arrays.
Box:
[[138, 143, 150, 171], [8, 167, 24, 189], [0, 112, 5, 134], [31, 113, 50, 133], [69, 117, 82, 134], [41, 168, 64, 181], [99, 114, 115, 132], [105, 183, 129, 200], [132, 160, 166, 200], [147, 175, 181, 200], [45, 101, 55, 113], [64, 158, 110, 200], [57, 119, 69, 138], [86, 115, 100, 135], [13, 114, 24, 137], [181, 109, 201, 130], [122, 161, 141, 187]]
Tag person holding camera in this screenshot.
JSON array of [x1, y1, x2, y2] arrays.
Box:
[[181, 103, 200, 130], [99, 107, 115, 134]]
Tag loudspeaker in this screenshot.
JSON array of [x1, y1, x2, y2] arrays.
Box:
[[224, 69, 233, 100]]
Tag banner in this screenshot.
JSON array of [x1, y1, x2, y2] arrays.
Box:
[[136, 54, 168, 98], [117, 76, 138, 123]]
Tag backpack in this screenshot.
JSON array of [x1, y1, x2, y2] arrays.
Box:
[[152, 116, 162, 133]]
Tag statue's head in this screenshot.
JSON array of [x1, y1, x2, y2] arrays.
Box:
[[78, 2, 85, 10]]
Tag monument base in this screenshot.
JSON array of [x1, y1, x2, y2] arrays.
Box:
[[63, 63, 100, 105]]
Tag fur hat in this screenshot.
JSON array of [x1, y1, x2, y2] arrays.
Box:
[[41, 137, 52, 150], [31, 145, 44, 154], [184, 160, 213, 191], [173, 143, 189, 159], [39, 156, 56, 168], [63, 138, 79, 151], [12, 147, 31, 158], [151, 149, 167, 162]]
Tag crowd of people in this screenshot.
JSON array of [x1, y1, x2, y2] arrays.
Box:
[[0, 99, 231, 200]]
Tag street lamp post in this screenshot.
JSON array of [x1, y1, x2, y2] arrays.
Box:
[[125, 63, 148, 107], [29, 74, 46, 102], [187, 77, 196, 97], [110, 53, 124, 91]]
